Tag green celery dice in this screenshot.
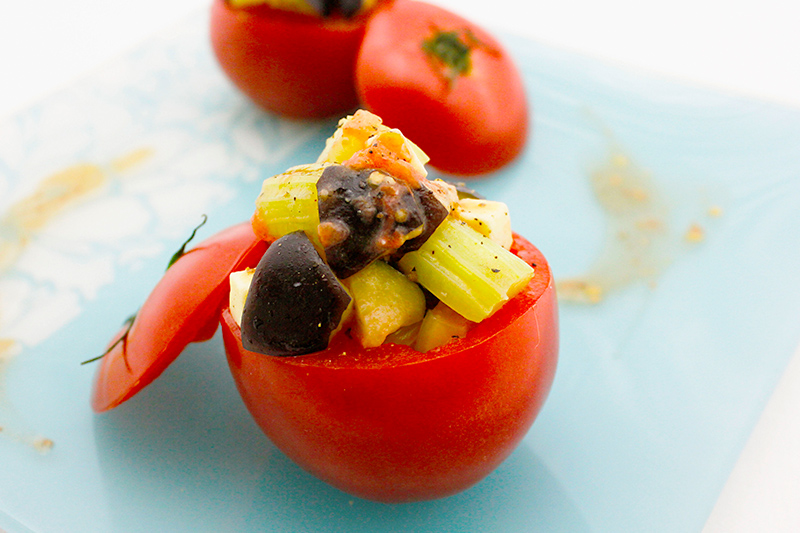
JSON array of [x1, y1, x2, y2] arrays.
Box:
[[397, 216, 534, 322], [252, 164, 324, 246]]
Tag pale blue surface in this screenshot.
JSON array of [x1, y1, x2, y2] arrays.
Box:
[[2, 10, 800, 533]]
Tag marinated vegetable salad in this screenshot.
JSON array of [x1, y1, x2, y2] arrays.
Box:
[[90, 111, 557, 503], [230, 110, 534, 355]]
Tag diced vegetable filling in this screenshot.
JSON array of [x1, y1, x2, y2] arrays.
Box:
[[414, 302, 474, 354], [231, 111, 534, 355]]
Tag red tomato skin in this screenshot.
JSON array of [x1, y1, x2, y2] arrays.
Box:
[[355, 0, 529, 176], [91, 222, 268, 413], [210, 0, 381, 118], [221, 234, 557, 502]]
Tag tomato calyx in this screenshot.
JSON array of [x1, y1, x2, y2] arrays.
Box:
[[421, 26, 498, 88], [81, 313, 136, 367], [166, 214, 208, 270]]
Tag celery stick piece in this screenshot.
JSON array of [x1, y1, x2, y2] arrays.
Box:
[[252, 164, 324, 246], [397, 217, 534, 322], [317, 109, 430, 168]]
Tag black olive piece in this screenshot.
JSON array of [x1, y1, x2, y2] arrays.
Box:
[[317, 165, 447, 279], [240, 231, 351, 357]]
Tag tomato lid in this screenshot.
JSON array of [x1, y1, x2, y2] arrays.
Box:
[[90, 222, 268, 412]]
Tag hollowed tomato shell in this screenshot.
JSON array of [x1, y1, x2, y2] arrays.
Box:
[[220, 233, 558, 502], [210, 0, 384, 118]]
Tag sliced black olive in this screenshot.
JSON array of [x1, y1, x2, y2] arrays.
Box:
[[316, 165, 447, 279], [241, 231, 351, 357]]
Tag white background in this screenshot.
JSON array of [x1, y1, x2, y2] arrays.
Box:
[[1, 0, 799, 530]]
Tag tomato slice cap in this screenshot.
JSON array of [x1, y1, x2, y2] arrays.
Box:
[[90, 222, 268, 412]]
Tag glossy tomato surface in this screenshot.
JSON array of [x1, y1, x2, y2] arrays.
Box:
[[210, 0, 382, 118], [355, 0, 529, 176], [221, 233, 557, 502], [91, 222, 268, 412]]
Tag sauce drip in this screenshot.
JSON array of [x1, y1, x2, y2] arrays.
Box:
[[558, 147, 718, 304]]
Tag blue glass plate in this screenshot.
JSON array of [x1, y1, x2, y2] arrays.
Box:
[[1, 9, 799, 533]]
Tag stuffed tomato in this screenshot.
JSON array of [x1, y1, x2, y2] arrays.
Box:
[[210, 0, 387, 118], [223, 110, 558, 502]]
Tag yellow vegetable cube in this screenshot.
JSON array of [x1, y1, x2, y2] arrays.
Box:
[[344, 259, 426, 348], [414, 302, 474, 353]]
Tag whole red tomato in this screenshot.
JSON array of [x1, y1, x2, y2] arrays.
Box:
[[90, 222, 267, 412], [220, 233, 557, 503], [355, 0, 529, 176], [210, 0, 384, 118]]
